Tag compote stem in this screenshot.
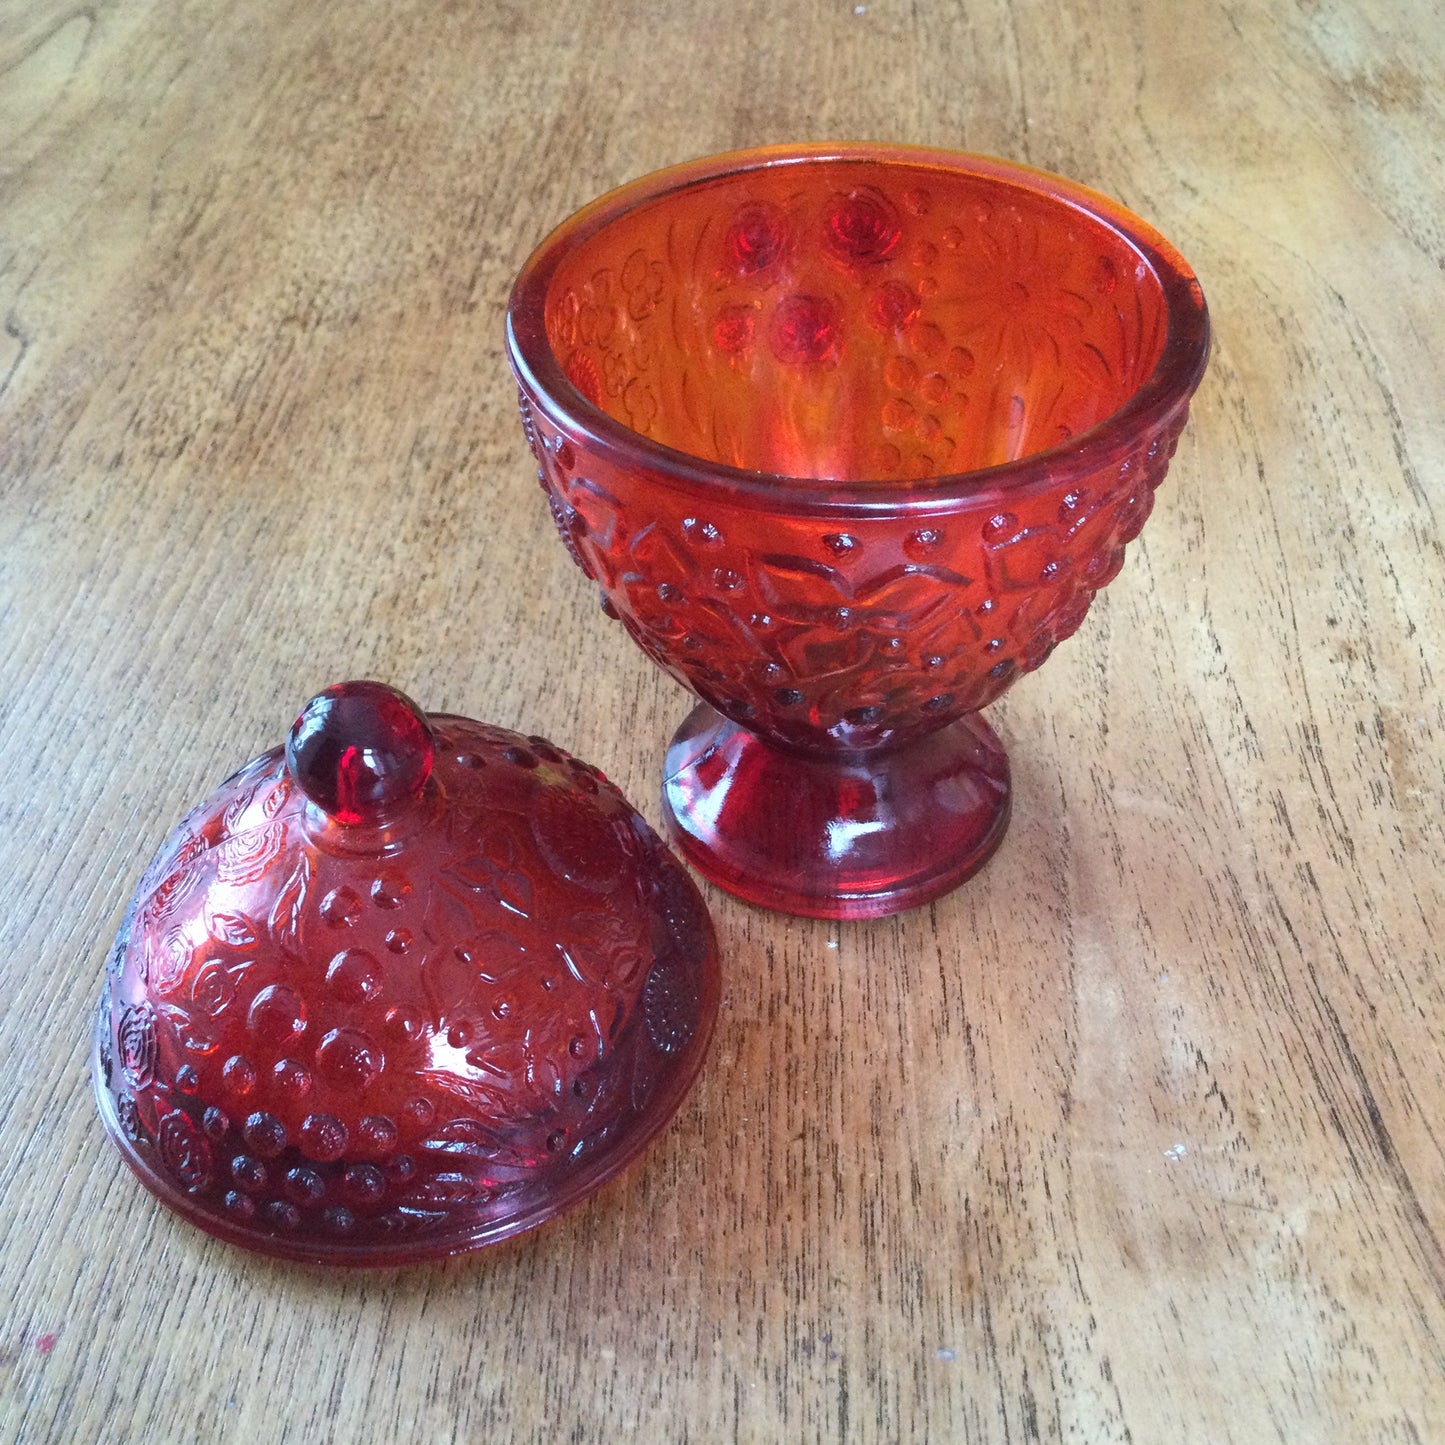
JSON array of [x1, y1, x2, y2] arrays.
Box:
[[661, 704, 1011, 920]]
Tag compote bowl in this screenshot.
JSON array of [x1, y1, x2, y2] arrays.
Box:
[[507, 144, 1209, 919]]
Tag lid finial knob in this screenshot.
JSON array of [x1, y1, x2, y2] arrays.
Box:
[[286, 681, 435, 825]]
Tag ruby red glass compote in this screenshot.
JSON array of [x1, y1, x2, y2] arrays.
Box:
[[507, 144, 1209, 919]]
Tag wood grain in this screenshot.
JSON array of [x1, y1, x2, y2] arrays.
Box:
[[2, 0, 1442, 1440]]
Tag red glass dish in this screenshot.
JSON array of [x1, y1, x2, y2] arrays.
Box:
[[507, 144, 1210, 919], [92, 682, 719, 1265]]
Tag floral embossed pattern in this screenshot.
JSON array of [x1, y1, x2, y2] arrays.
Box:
[[507, 145, 1209, 917], [516, 412, 1184, 752], [93, 685, 719, 1263], [524, 156, 1185, 482]]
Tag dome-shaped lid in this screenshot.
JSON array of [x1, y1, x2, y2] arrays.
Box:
[[92, 682, 719, 1265]]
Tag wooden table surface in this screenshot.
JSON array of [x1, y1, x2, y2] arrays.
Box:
[[3, 0, 1442, 1440]]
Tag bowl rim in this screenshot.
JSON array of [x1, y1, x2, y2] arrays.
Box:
[[505, 142, 1210, 517]]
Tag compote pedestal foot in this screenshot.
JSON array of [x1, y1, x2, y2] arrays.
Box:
[[662, 704, 1009, 919]]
